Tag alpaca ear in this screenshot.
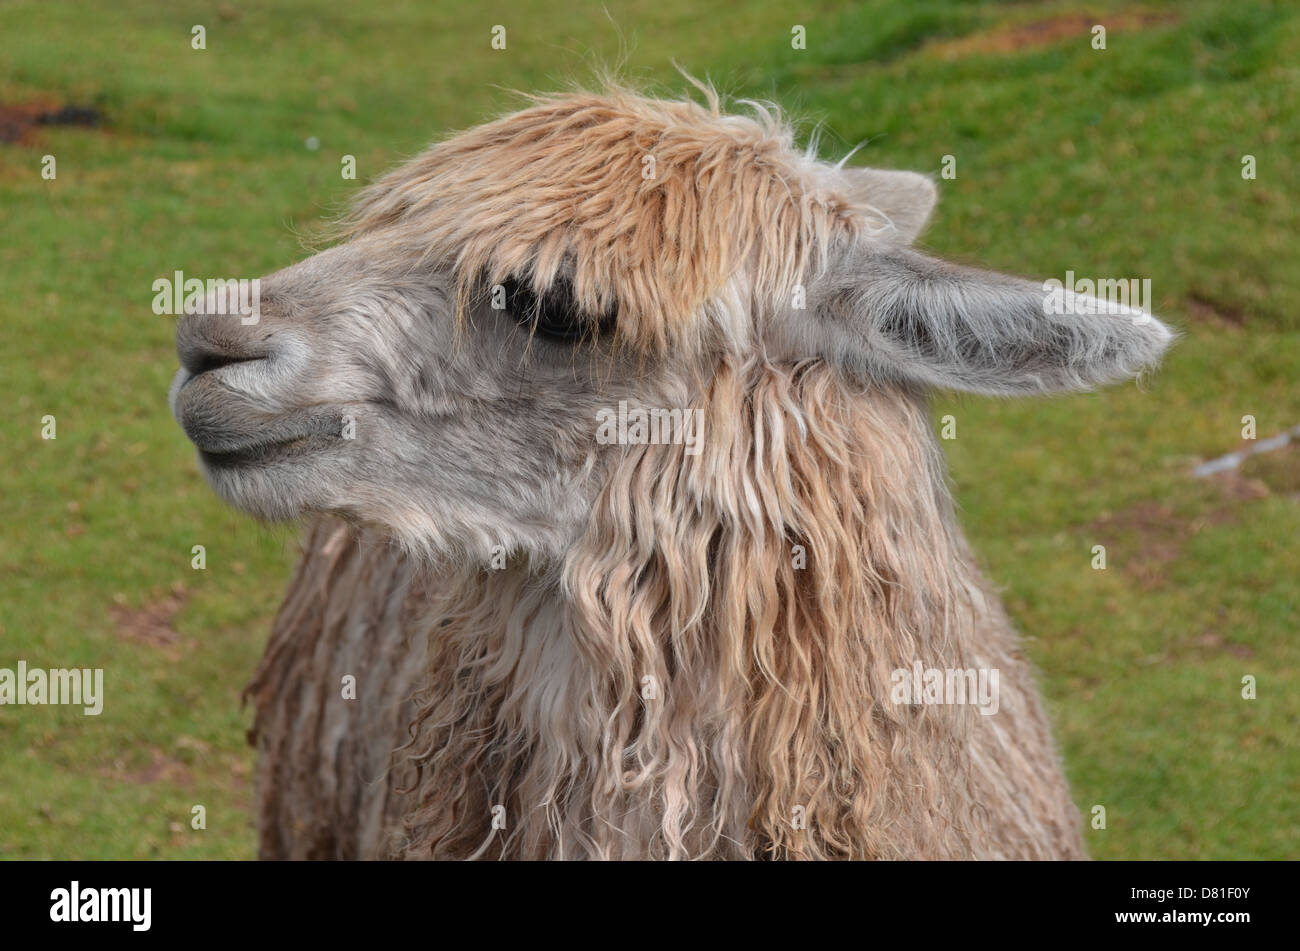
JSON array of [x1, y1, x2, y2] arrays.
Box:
[[841, 168, 938, 243], [807, 243, 1175, 396]]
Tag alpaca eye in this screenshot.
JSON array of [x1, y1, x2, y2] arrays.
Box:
[[501, 276, 615, 344]]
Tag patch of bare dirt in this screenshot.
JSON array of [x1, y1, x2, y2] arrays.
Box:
[[1092, 500, 1185, 591], [110, 583, 189, 656], [1186, 631, 1255, 660], [1135, 629, 1256, 667], [0, 99, 104, 145], [1210, 468, 1275, 505], [1186, 292, 1247, 329], [1241, 440, 1300, 497], [98, 747, 195, 787], [1090, 475, 1269, 590], [928, 10, 1178, 60]]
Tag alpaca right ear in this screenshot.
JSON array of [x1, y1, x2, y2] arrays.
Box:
[[806, 243, 1175, 396], [841, 168, 938, 243]]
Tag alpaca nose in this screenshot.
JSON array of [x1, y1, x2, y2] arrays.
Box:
[[169, 286, 315, 454], [175, 295, 275, 379], [182, 346, 263, 377]]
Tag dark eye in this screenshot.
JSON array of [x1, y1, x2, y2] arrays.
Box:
[[501, 276, 616, 343]]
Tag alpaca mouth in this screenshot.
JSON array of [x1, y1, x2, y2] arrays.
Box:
[[170, 366, 347, 466], [186, 415, 345, 465], [199, 433, 335, 467]]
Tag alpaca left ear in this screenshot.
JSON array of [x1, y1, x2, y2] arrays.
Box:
[[806, 242, 1175, 396], [841, 168, 938, 243]]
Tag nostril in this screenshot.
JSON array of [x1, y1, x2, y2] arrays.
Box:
[[176, 303, 276, 378], [188, 350, 265, 376]]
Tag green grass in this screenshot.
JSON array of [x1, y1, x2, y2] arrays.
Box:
[[1, 0, 1296, 859]]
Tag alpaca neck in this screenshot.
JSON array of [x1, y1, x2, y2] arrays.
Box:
[[400, 364, 1009, 858]]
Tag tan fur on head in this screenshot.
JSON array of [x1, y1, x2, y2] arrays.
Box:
[[343, 84, 865, 353]]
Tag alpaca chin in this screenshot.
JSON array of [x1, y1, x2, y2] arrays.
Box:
[[195, 455, 313, 523]]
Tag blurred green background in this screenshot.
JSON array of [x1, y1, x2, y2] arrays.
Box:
[[1, 0, 1295, 859]]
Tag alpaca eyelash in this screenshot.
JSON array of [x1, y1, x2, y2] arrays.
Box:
[[501, 275, 616, 344]]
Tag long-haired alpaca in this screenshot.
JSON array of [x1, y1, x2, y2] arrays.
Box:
[[171, 84, 1173, 859]]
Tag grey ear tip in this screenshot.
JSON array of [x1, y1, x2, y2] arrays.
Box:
[[1145, 315, 1180, 358], [1114, 312, 1177, 363], [1108, 318, 1178, 385], [911, 173, 939, 209]]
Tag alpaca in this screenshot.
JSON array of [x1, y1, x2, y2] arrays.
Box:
[[170, 85, 1173, 859]]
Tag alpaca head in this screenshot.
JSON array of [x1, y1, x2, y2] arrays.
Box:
[[171, 88, 1173, 563]]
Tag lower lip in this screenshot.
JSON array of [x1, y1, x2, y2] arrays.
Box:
[[198, 434, 324, 467], [199, 446, 274, 468]]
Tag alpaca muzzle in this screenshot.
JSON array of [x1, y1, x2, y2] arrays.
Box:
[[171, 302, 333, 462]]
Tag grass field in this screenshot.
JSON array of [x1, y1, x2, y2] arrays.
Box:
[[1, 0, 1296, 859]]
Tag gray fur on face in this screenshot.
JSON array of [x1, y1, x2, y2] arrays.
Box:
[[171, 236, 665, 564], [171, 164, 1173, 558]]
